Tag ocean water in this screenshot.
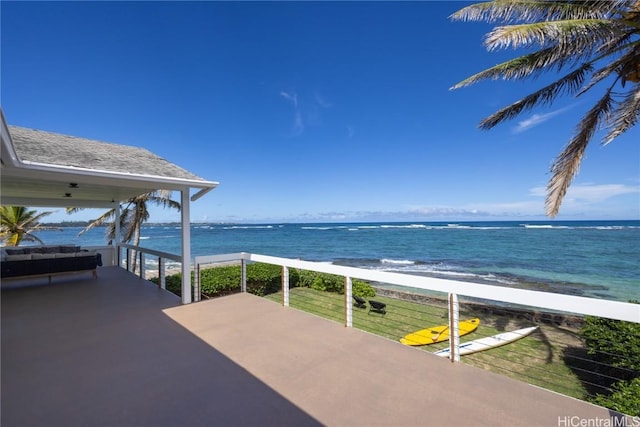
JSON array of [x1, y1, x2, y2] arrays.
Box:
[[30, 220, 639, 302]]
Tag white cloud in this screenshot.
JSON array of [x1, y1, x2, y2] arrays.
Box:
[[280, 91, 298, 107], [280, 91, 304, 136], [314, 92, 332, 108], [513, 106, 571, 133]]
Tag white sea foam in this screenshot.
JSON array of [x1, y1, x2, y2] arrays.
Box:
[[521, 224, 569, 229], [380, 224, 428, 229], [365, 261, 520, 287], [381, 258, 415, 265], [224, 225, 274, 230]]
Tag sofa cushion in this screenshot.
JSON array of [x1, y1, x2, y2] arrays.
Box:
[[75, 251, 95, 258], [54, 253, 75, 258], [5, 248, 27, 255], [6, 254, 32, 261], [60, 246, 80, 253], [32, 253, 56, 260], [31, 246, 58, 254]]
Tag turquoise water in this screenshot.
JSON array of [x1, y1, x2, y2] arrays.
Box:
[[32, 220, 639, 302]]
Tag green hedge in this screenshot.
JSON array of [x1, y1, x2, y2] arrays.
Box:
[[580, 300, 640, 415], [590, 377, 640, 416], [246, 263, 291, 296], [150, 262, 376, 299], [294, 269, 375, 297]]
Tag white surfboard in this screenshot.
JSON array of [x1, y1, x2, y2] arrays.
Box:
[[434, 326, 538, 357]]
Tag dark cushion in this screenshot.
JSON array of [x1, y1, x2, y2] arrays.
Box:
[[6, 254, 32, 261], [59, 246, 80, 253], [5, 249, 26, 255]]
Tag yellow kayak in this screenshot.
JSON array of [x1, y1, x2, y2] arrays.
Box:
[[400, 318, 480, 346]]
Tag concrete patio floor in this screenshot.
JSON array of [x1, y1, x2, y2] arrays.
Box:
[[2, 266, 617, 426]]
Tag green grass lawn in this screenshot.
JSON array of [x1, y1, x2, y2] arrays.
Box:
[[264, 287, 588, 399]]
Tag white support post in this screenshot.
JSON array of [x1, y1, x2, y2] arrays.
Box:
[[448, 292, 460, 363], [159, 257, 166, 290], [283, 266, 289, 307], [181, 190, 192, 304], [345, 276, 353, 328], [241, 258, 247, 292]]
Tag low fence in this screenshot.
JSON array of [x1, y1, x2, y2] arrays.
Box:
[[194, 252, 639, 405]]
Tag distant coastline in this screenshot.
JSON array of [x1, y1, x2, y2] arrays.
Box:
[[42, 219, 640, 227]]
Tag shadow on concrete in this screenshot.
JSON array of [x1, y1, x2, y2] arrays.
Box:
[[1, 267, 321, 427]]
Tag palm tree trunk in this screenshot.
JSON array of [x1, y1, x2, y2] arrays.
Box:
[[131, 225, 141, 274]]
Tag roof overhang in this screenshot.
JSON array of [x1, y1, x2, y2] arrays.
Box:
[[0, 109, 219, 208]]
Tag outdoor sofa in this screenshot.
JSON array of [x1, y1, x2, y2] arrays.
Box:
[[1, 245, 101, 284]]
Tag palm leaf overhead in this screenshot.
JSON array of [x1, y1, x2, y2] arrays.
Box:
[[450, 0, 640, 217], [0, 206, 58, 246]]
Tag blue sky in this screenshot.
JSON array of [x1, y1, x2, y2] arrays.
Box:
[[2, 1, 638, 223]]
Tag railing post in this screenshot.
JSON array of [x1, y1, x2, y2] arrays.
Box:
[[126, 248, 130, 272], [194, 263, 201, 302], [241, 258, 247, 293], [159, 257, 166, 290], [139, 252, 145, 279], [345, 276, 353, 328], [283, 266, 290, 307], [448, 292, 460, 363]]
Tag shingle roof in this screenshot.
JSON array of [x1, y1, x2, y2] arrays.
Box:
[[8, 125, 205, 181]]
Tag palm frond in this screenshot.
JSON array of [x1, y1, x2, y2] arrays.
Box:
[[604, 86, 640, 144], [580, 43, 640, 94], [485, 19, 620, 55], [451, 46, 585, 89], [76, 209, 116, 236], [479, 64, 592, 129], [0, 206, 55, 246], [148, 197, 181, 211], [450, 1, 624, 24], [595, 28, 637, 56], [546, 87, 615, 217], [20, 210, 53, 228], [22, 232, 46, 246]]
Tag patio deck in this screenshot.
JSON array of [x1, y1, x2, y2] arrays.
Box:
[[2, 266, 615, 426]]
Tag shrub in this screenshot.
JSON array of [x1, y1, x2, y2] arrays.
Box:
[[580, 300, 640, 414], [246, 263, 289, 296], [199, 265, 242, 297], [150, 273, 185, 297], [580, 301, 640, 374], [590, 378, 640, 416], [353, 279, 376, 298], [294, 269, 375, 297]]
